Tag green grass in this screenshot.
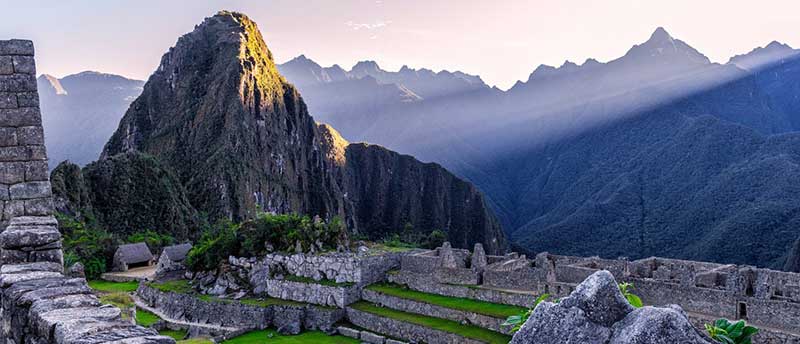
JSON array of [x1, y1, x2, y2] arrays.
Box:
[[222, 330, 359, 344], [136, 309, 161, 327], [99, 292, 135, 309], [284, 275, 354, 287], [88, 280, 140, 293], [149, 280, 194, 294], [178, 339, 213, 344], [366, 283, 526, 318], [350, 301, 511, 344], [159, 329, 188, 341]]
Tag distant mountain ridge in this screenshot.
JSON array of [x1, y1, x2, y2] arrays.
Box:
[[37, 71, 144, 168]]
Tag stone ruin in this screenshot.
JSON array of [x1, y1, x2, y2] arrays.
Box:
[[0, 40, 173, 344], [392, 243, 800, 343]]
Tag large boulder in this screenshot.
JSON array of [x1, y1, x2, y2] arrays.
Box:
[[510, 270, 713, 344]]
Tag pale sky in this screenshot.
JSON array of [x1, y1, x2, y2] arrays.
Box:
[[3, 0, 799, 89]]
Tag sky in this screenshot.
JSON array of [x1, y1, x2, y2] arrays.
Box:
[[3, 0, 800, 89]]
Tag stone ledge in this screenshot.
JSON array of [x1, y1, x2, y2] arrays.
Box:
[[0, 40, 34, 56], [346, 307, 487, 344]]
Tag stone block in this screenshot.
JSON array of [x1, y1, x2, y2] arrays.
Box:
[[0, 92, 17, 108], [0, 106, 40, 126], [10, 215, 58, 226], [3, 200, 24, 220], [16, 126, 44, 145], [0, 39, 34, 55], [9, 181, 51, 199], [0, 74, 36, 92], [360, 331, 386, 344], [24, 161, 49, 181], [337, 326, 360, 339], [386, 340, 407, 344], [0, 56, 12, 74], [16, 91, 38, 107], [0, 127, 18, 146], [30, 248, 63, 266], [1, 248, 28, 264], [0, 184, 8, 200], [0, 161, 26, 183], [12, 56, 35, 74], [0, 225, 61, 248], [24, 198, 53, 215], [0, 261, 62, 274]]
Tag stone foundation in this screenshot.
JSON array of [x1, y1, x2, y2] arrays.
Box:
[[346, 306, 486, 344]]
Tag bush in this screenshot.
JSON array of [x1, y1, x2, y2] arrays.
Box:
[[185, 213, 346, 272], [58, 213, 117, 279], [424, 230, 448, 249], [127, 230, 175, 252], [706, 319, 759, 344]]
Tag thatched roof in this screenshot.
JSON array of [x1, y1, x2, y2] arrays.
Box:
[[163, 243, 192, 262], [115, 242, 153, 264]]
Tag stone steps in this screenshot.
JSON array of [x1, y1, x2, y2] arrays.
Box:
[[346, 301, 512, 344], [361, 288, 513, 334]]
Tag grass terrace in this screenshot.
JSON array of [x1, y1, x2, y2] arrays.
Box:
[[366, 283, 526, 318], [221, 330, 359, 344], [136, 309, 161, 327], [177, 339, 214, 344], [350, 301, 511, 344], [88, 280, 140, 293]]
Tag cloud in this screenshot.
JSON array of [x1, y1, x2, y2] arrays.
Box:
[[346, 20, 392, 31]]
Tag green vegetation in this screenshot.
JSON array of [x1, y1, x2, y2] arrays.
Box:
[[99, 292, 134, 309], [502, 293, 550, 333], [379, 224, 447, 250], [618, 282, 643, 308], [59, 214, 116, 279], [351, 301, 511, 344], [284, 275, 354, 288], [222, 329, 359, 344], [136, 309, 161, 327], [88, 280, 140, 293], [127, 230, 175, 253], [186, 213, 346, 271], [159, 329, 188, 341], [367, 283, 524, 318], [149, 280, 194, 294], [177, 338, 213, 344], [705, 319, 759, 344]]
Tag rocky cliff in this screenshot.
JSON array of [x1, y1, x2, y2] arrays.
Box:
[[58, 11, 506, 253]]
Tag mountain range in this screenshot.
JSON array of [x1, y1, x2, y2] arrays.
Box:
[[40, 23, 800, 269]]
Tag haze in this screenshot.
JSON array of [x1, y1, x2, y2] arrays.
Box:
[[4, 0, 800, 89]]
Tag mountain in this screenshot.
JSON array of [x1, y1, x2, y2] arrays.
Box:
[[55, 11, 506, 254], [38, 71, 143, 168], [729, 41, 799, 71]]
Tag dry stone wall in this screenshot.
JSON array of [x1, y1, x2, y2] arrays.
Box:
[[0, 40, 173, 344]]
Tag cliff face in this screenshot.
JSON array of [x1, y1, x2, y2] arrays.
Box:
[[83, 11, 505, 253]]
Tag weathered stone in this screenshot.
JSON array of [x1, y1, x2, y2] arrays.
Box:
[[0, 161, 26, 183], [360, 331, 386, 344], [0, 184, 8, 200], [337, 326, 360, 339], [471, 243, 487, 270], [10, 215, 59, 226], [15, 91, 38, 107], [16, 126, 44, 145], [12, 56, 36, 74], [0, 74, 37, 92], [25, 197, 54, 215], [0, 225, 61, 248], [0, 39, 35, 55], [559, 270, 634, 327], [68, 262, 86, 278], [608, 306, 712, 344], [439, 242, 459, 268], [0, 261, 61, 274], [3, 200, 25, 220], [0, 270, 64, 287], [25, 160, 49, 181], [0, 56, 13, 74], [0, 145, 46, 162], [510, 301, 611, 344], [9, 181, 51, 199], [30, 248, 64, 265], [0, 92, 16, 108], [0, 127, 18, 146]]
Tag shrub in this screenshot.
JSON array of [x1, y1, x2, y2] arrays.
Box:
[[618, 282, 643, 308], [185, 219, 240, 271], [705, 319, 759, 344], [126, 230, 175, 252], [424, 230, 448, 249], [58, 213, 117, 279]]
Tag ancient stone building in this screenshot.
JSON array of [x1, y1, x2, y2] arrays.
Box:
[[0, 39, 173, 344]]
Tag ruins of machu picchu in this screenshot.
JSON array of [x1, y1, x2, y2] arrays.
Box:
[[5, 5, 800, 344]]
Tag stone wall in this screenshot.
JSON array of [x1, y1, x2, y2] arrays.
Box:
[[137, 283, 344, 333], [388, 270, 536, 307], [346, 307, 486, 344], [261, 279, 360, 308], [0, 40, 173, 344], [255, 251, 403, 285]]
